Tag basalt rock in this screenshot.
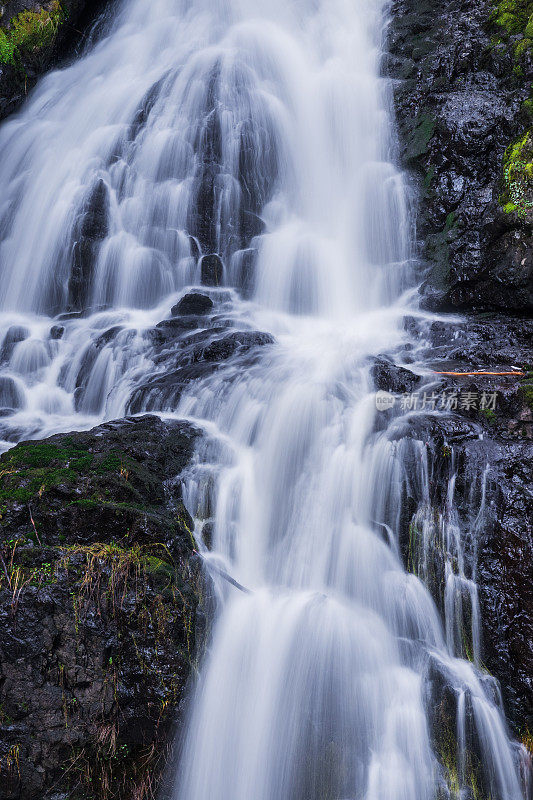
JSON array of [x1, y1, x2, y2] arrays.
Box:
[[388, 0, 533, 740], [128, 326, 274, 414], [371, 355, 421, 394], [0, 415, 204, 800], [396, 313, 533, 734]]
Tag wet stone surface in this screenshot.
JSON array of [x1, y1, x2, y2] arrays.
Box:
[[0, 415, 206, 800]]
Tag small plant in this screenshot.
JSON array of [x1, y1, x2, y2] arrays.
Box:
[[0, 1, 64, 69], [480, 408, 497, 425], [501, 131, 533, 217]]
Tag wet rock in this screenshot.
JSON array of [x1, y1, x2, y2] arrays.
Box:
[[0, 375, 24, 409], [128, 72, 168, 142], [200, 253, 224, 287], [49, 325, 64, 340], [387, 0, 533, 312], [234, 247, 257, 298], [68, 179, 110, 311], [192, 330, 274, 363], [395, 326, 533, 733], [0, 325, 29, 362], [0, 415, 203, 800], [477, 443, 533, 732], [172, 292, 214, 316], [371, 355, 421, 393], [388, 0, 533, 731], [189, 235, 201, 260], [128, 328, 274, 414], [0, 0, 111, 123]]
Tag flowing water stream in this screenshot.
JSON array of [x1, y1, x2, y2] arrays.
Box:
[[0, 0, 529, 798]]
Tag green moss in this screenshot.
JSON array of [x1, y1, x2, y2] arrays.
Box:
[[0, 1, 65, 68], [520, 382, 533, 409], [500, 131, 533, 217], [6, 441, 85, 469], [480, 408, 497, 425], [423, 165, 436, 192], [492, 0, 533, 37], [0, 438, 142, 505]]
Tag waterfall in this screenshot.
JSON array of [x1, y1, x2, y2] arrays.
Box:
[[0, 0, 528, 799]]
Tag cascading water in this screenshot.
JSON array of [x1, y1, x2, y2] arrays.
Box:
[[0, 0, 529, 798]]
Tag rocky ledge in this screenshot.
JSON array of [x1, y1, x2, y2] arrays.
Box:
[[0, 415, 203, 800]]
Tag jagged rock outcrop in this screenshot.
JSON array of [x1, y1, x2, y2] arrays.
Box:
[[387, 0, 533, 311], [0, 415, 204, 800]]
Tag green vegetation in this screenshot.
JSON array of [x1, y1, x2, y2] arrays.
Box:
[[480, 408, 497, 425], [519, 368, 533, 409], [492, 0, 533, 55], [0, 2, 65, 68], [0, 536, 200, 800], [0, 438, 151, 505], [406, 113, 436, 163], [491, 1, 533, 213], [500, 131, 533, 217]]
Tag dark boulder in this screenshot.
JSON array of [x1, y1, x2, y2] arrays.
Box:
[[172, 292, 214, 316], [234, 247, 257, 298], [49, 324, 64, 340], [387, 0, 533, 313], [192, 330, 274, 363], [0, 375, 24, 409], [0, 325, 29, 362], [393, 311, 533, 734]]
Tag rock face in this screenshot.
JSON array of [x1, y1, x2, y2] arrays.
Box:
[[0, 415, 203, 800], [387, 0, 533, 312], [377, 312, 533, 736], [386, 0, 533, 743]]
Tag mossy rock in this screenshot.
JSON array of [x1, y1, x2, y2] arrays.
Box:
[[0, 415, 200, 555], [0, 1, 65, 69], [500, 131, 533, 219], [0, 417, 204, 800]]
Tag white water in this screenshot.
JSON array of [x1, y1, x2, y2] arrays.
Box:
[[0, 0, 529, 798]]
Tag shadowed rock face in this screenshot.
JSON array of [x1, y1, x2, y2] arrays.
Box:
[[387, 0, 533, 313], [0, 415, 205, 800]]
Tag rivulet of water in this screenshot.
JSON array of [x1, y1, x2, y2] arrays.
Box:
[[0, 0, 529, 798]]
